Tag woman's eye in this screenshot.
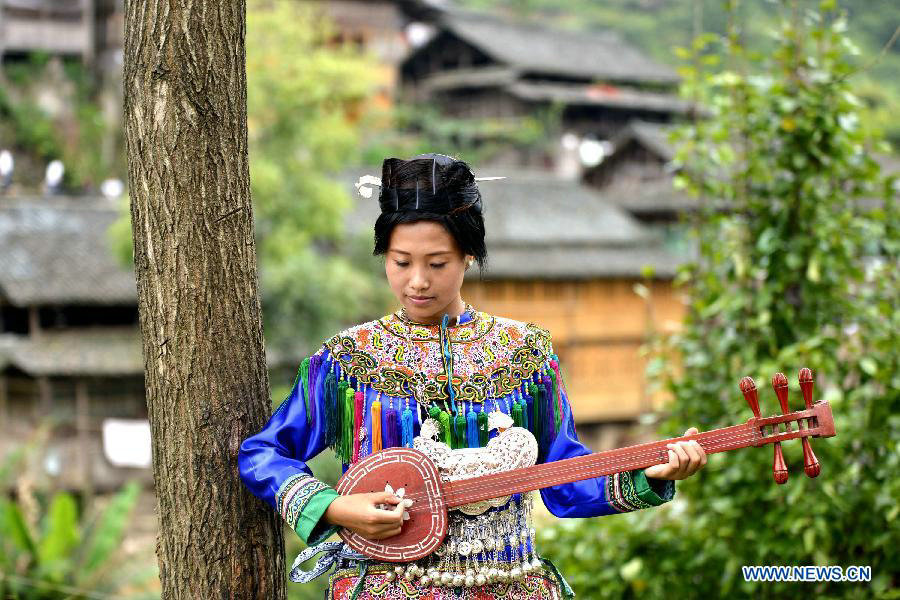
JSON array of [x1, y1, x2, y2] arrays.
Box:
[[394, 261, 409, 267], [431, 263, 447, 269]]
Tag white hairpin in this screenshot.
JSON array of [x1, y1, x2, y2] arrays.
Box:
[[354, 175, 382, 199], [354, 174, 506, 198]]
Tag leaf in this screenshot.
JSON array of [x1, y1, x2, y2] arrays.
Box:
[[79, 481, 141, 577], [859, 357, 877, 376], [37, 492, 80, 581], [674, 46, 691, 60], [620, 557, 643, 581], [2, 498, 36, 557], [806, 256, 821, 282]]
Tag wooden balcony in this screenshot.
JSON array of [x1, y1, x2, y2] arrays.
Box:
[[0, 0, 94, 58]]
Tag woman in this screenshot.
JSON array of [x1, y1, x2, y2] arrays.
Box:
[[238, 154, 707, 599]]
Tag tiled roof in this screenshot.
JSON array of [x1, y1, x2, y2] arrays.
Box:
[[0, 196, 137, 306], [0, 327, 144, 376], [420, 10, 680, 85]]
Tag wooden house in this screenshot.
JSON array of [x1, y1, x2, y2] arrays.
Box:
[[0, 0, 123, 67], [582, 119, 695, 224], [304, 0, 445, 109], [398, 9, 697, 173], [0, 196, 149, 494]]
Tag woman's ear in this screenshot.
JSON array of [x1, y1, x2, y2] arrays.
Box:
[[464, 255, 475, 269]]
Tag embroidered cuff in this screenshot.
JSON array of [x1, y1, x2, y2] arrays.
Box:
[[605, 469, 675, 512], [634, 469, 675, 506], [299, 488, 340, 545], [276, 473, 340, 544]]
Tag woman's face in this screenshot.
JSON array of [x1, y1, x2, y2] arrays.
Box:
[[385, 221, 473, 325]]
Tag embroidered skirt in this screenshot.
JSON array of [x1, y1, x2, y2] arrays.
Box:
[[327, 565, 562, 600]]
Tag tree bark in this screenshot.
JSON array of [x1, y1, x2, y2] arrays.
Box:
[[123, 2, 285, 598]]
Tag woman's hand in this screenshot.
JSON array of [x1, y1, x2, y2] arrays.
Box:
[[643, 427, 707, 480], [323, 491, 408, 540]]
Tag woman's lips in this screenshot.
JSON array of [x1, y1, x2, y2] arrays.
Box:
[[408, 296, 433, 305]]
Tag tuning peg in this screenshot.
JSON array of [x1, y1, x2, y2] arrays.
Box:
[[770, 373, 789, 484], [772, 441, 789, 484], [739, 376, 761, 418], [799, 367, 814, 409], [798, 368, 820, 478], [771, 372, 791, 415]]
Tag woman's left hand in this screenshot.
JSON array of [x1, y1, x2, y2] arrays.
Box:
[[643, 427, 707, 480]]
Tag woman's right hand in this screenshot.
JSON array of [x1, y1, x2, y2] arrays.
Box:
[[323, 492, 407, 540]]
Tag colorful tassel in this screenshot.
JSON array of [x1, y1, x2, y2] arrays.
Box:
[[370, 394, 382, 453], [511, 395, 524, 427], [548, 365, 561, 434], [454, 412, 467, 450], [385, 403, 399, 448], [437, 410, 452, 446], [308, 355, 321, 425], [336, 378, 349, 458], [340, 383, 353, 464], [401, 405, 415, 448], [466, 405, 479, 448], [542, 374, 555, 447], [299, 358, 310, 420], [550, 359, 567, 430], [529, 382, 541, 438], [352, 389, 365, 463], [477, 407, 489, 446], [324, 371, 337, 449], [519, 392, 529, 430]]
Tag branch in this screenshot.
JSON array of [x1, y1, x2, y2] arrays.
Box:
[[840, 25, 900, 83]]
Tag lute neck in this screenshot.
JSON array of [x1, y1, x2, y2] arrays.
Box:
[[442, 423, 755, 509]]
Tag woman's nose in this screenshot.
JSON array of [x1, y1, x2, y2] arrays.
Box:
[[409, 267, 429, 290]]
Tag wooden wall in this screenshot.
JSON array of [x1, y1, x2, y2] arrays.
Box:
[[583, 141, 668, 190], [0, 373, 150, 492], [462, 278, 685, 422]]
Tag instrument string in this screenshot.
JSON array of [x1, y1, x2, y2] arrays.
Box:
[[383, 422, 819, 507], [442, 429, 763, 505], [398, 422, 819, 508], [387, 426, 780, 507]]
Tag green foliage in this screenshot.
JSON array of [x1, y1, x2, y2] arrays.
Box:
[[80, 482, 143, 578], [0, 55, 121, 190], [35, 494, 79, 582], [246, 0, 394, 355], [0, 481, 147, 599], [538, 3, 898, 598]]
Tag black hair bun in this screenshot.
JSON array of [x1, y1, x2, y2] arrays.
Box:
[[378, 153, 482, 216]]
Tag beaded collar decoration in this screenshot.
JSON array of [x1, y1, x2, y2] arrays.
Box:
[[322, 306, 551, 407], [395, 303, 476, 327]]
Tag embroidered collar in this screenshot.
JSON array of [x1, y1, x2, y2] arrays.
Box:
[[382, 304, 490, 344], [324, 310, 552, 404], [395, 302, 476, 327]]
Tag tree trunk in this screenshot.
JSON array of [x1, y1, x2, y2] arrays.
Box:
[[123, 2, 285, 598]]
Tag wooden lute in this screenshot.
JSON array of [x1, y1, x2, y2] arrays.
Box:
[[335, 369, 836, 562]]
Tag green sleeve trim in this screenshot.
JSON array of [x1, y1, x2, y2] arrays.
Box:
[[294, 487, 340, 545], [633, 469, 675, 506]]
